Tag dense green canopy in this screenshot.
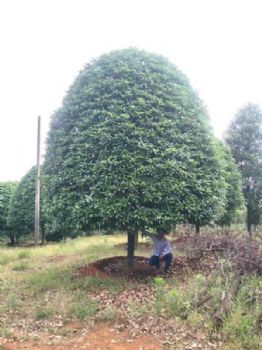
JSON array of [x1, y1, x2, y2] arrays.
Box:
[[44, 48, 226, 264]]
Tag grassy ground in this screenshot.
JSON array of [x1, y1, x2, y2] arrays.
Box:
[[0, 233, 261, 349], [0, 236, 125, 335]]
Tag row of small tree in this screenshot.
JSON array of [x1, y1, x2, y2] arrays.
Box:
[[0, 49, 261, 266], [0, 168, 39, 244], [226, 104, 262, 232]]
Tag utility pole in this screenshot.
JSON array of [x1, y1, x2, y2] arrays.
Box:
[[34, 116, 41, 245]]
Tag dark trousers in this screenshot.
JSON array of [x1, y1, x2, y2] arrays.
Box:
[[149, 253, 173, 272]]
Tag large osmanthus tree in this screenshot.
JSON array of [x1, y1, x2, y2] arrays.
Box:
[[44, 48, 226, 267], [0, 182, 18, 244], [226, 103, 262, 232]]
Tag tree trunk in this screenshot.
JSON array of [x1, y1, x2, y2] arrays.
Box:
[[247, 203, 252, 234], [134, 230, 139, 250], [41, 229, 45, 245], [10, 235, 15, 246], [127, 230, 136, 269], [196, 223, 200, 234]]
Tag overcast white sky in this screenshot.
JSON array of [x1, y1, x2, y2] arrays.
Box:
[[0, 0, 261, 181]]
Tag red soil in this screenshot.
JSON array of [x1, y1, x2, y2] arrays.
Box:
[[4, 324, 162, 350]]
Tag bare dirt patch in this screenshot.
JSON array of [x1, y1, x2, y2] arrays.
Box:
[[3, 324, 163, 350]]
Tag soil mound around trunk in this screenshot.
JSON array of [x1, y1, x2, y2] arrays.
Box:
[[75, 256, 158, 279], [75, 254, 218, 280]]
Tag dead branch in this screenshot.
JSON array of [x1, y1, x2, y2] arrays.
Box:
[[191, 269, 218, 308], [181, 232, 262, 275], [212, 269, 242, 328]]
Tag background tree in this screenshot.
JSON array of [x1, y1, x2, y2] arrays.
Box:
[[214, 141, 244, 227], [184, 135, 227, 233], [0, 182, 18, 244], [44, 48, 226, 267], [8, 166, 45, 243], [225, 103, 262, 232]]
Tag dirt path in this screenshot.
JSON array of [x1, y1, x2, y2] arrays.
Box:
[[3, 324, 162, 350]]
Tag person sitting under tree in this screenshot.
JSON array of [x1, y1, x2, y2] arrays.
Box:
[[143, 229, 173, 273]]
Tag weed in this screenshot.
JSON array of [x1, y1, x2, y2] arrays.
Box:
[[28, 268, 73, 293], [6, 292, 23, 311], [0, 255, 12, 265], [186, 310, 205, 328], [13, 262, 29, 271], [222, 276, 262, 350], [167, 287, 190, 317], [69, 300, 98, 320], [153, 276, 194, 318], [75, 275, 127, 293], [55, 328, 71, 336], [195, 273, 206, 285], [0, 247, 27, 265], [0, 327, 12, 339], [35, 308, 54, 320], [97, 305, 118, 321], [18, 250, 31, 259], [154, 277, 166, 316], [127, 300, 152, 318]]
